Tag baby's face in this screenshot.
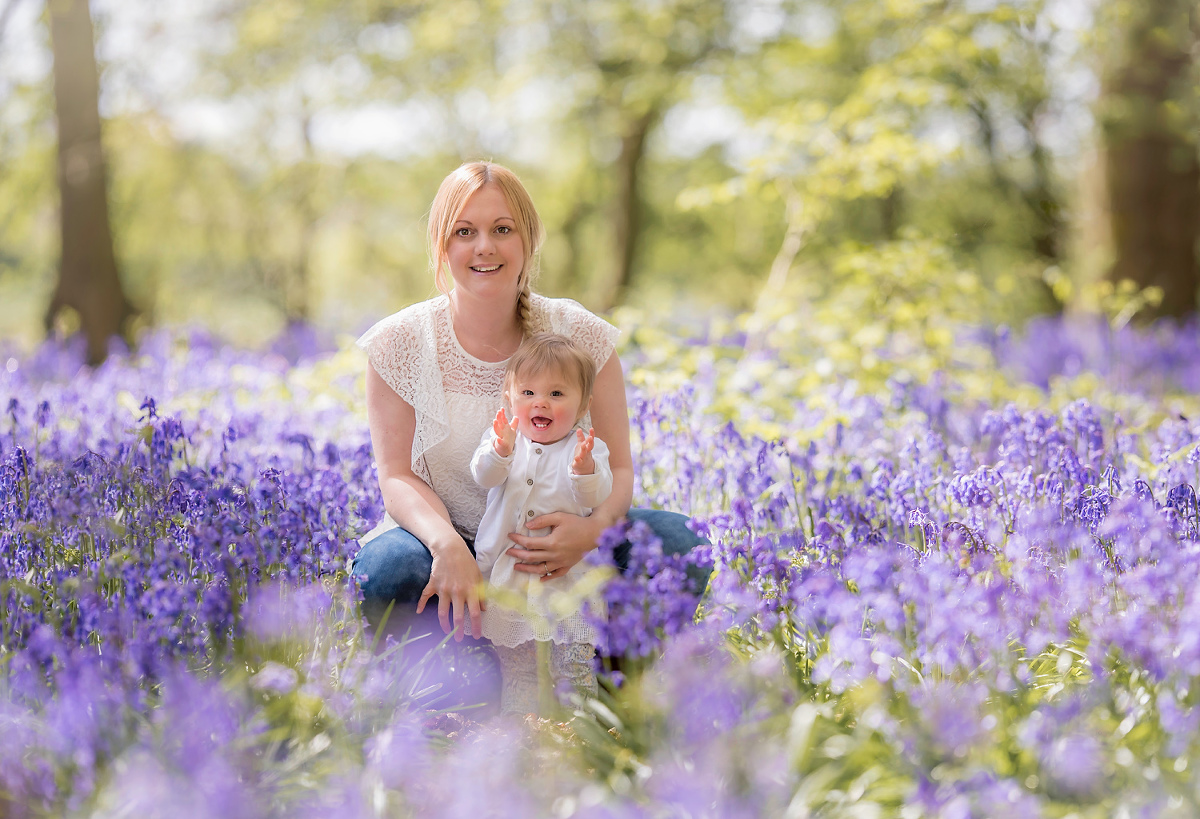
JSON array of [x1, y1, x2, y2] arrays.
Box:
[[505, 367, 584, 445]]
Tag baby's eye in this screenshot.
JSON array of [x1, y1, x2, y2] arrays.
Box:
[[551, 390, 564, 397], [521, 389, 534, 396]]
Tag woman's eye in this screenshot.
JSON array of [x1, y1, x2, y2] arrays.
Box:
[[496, 225, 511, 234], [455, 228, 471, 237]]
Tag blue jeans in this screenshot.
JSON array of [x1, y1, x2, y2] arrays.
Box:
[[350, 508, 709, 632]]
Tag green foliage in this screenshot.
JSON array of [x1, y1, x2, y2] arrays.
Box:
[[705, 0, 1068, 318], [0, 75, 56, 347], [617, 233, 1010, 442], [0, 0, 1089, 346]]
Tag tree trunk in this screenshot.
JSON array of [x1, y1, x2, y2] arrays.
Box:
[[760, 184, 806, 299], [558, 196, 592, 299], [971, 98, 1065, 312], [286, 114, 318, 324], [745, 185, 806, 355], [289, 207, 315, 323], [598, 110, 656, 311], [879, 186, 901, 240], [1101, 0, 1199, 319], [46, 0, 133, 365], [1025, 117, 1063, 265]]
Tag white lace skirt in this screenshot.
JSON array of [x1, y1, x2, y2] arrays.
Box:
[[480, 557, 608, 648]]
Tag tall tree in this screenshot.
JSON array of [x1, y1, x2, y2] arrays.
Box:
[[45, 0, 133, 364], [1099, 0, 1199, 318], [534, 0, 735, 309]]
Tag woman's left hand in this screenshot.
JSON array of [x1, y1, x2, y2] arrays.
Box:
[[507, 512, 606, 581]]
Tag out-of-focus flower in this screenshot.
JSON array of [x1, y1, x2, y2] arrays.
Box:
[[244, 581, 333, 644], [1040, 732, 1106, 799], [250, 661, 299, 696]]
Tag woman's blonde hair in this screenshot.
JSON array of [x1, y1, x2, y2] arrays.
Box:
[[428, 161, 546, 335], [504, 333, 597, 421]]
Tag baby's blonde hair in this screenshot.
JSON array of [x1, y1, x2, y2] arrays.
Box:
[[428, 161, 546, 336], [504, 333, 596, 420]]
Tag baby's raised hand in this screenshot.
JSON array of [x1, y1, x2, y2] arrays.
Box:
[[571, 427, 596, 475], [492, 408, 518, 457]]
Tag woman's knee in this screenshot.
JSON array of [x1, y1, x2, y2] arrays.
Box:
[[624, 508, 712, 593], [627, 508, 705, 556], [350, 527, 433, 609]]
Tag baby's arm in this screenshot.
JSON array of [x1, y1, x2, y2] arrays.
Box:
[[471, 419, 515, 490], [570, 433, 613, 509]]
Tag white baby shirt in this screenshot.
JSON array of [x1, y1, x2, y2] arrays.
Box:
[[470, 427, 612, 647]]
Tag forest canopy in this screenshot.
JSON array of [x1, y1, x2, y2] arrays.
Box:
[[0, 0, 1196, 352]]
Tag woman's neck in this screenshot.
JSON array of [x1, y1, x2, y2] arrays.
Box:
[[448, 290, 523, 362]]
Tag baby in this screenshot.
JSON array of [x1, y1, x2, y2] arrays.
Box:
[[470, 333, 612, 715]]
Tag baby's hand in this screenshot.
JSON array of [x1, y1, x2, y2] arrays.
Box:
[[493, 408, 518, 457], [571, 427, 596, 475]]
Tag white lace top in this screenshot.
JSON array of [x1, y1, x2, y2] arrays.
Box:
[[356, 293, 620, 543]]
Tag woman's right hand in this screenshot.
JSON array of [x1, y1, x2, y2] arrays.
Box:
[[416, 539, 486, 640]]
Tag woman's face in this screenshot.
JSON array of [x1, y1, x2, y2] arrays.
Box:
[[446, 184, 525, 305]]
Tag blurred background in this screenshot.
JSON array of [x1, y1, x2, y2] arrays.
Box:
[[0, 0, 1196, 361]]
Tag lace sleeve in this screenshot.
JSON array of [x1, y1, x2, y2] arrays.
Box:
[[355, 298, 450, 482], [542, 297, 621, 371]]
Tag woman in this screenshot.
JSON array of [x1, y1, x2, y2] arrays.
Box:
[[351, 161, 703, 649]]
